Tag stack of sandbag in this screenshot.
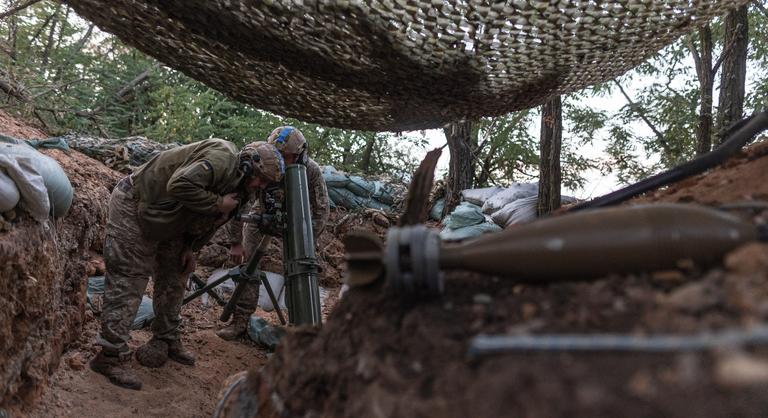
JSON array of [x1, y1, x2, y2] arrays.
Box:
[[0, 135, 73, 219], [439, 201, 501, 241], [322, 165, 400, 212]]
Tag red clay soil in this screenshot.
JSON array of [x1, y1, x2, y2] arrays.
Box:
[[0, 112, 120, 412], [256, 138, 768, 418]]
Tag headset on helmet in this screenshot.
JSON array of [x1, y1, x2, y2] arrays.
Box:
[[239, 149, 260, 177]]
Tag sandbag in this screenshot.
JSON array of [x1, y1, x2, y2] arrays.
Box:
[[443, 202, 485, 229], [429, 198, 445, 221], [0, 154, 50, 220], [461, 187, 504, 206], [247, 316, 285, 351], [321, 166, 350, 188], [491, 195, 539, 227], [328, 186, 392, 211], [86, 276, 154, 328], [440, 220, 501, 241], [0, 142, 72, 217], [0, 169, 20, 212], [257, 271, 286, 312], [481, 183, 538, 215], [132, 295, 155, 329], [491, 195, 580, 227]]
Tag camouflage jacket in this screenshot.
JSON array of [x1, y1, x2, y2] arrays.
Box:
[[131, 138, 245, 247], [227, 157, 329, 245]]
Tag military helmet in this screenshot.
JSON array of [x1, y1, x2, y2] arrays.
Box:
[[267, 126, 307, 157], [239, 141, 285, 183]]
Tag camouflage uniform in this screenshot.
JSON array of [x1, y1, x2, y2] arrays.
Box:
[[226, 157, 329, 315], [97, 139, 284, 354]]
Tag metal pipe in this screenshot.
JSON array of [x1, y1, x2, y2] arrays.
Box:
[[468, 326, 768, 356], [283, 164, 322, 326]]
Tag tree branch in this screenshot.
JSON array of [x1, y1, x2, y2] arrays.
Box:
[[0, 67, 30, 101], [0, 0, 44, 20], [75, 63, 160, 117], [712, 22, 745, 75], [612, 79, 670, 153]]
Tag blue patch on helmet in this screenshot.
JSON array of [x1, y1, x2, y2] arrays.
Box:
[[275, 126, 295, 144], [273, 148, 286, 175]]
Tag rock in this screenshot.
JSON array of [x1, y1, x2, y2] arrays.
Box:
[[660, 281, 721, 313], [715, 352, 768, 387], [725, 243, 768, 275], [67, 354, 86, 371]]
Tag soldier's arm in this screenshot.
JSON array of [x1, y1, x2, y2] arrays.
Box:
[[166, 160, 222, 213], [307, 163, 330, 237]]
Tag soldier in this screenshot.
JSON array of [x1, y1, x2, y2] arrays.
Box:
[[90, 139, 285, 390], [217, 126, 329, 340]]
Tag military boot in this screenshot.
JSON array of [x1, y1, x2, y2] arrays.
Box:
[[89, 350, 142, 390], [168, 339, 196, 366], [216, 313, 250, 341], [135, 338, 169, 368]]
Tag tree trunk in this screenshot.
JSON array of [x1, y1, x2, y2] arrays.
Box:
[[475, 141, 499, 187], [689, 26, 714, 155], [442, 120, 475, 216], [39, 4, 61, 75], [716, 5, 749, 143], [537, 96, 562, 216], [358, 134, 376, 174]]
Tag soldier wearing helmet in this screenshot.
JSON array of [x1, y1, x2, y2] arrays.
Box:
[[90, 138, 284, 391], [217, 126, 329, 341]]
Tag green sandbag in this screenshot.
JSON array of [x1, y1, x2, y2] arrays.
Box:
[[0, 142, 73, 217], [443, 202, 485, 229]]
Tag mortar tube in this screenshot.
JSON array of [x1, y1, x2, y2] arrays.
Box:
[[439, 204, 758, 281], [283, 164, 322, 326]]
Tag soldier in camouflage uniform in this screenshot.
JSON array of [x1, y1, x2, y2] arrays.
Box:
[[90, 139, 285, 390], [217, 126, 329, 340]]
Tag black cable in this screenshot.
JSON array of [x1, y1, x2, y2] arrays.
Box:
[[569, 111, 768, 212]]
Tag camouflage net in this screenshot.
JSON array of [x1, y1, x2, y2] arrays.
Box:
[[64, 0, 748, 131], [66, 135, 177, 173]]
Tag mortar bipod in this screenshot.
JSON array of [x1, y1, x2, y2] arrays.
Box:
[[182, 213, 287, 326]]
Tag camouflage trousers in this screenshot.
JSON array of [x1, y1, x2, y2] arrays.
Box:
[[97, 176, 187, 356], [232, 220, 269, 316]]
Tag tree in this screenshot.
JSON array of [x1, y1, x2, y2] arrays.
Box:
[[537, 96, 562, 216], [442, 120, 475, 215], [717, 5, 749, 141]]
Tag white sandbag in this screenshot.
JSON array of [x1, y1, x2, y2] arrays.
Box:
[[257, 271, 286, 312], [460, 187, 504, 206], [0, 142, 73, 217], [0, 155, 49, 220], [491, 195, 538, 227], [0, 170, 20, 212], [492, 195, 580, 228], [481, 183, 538, 214]]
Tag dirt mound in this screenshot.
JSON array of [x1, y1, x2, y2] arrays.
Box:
[[256, 139, 768, 418], [0, 110, 47, 139], [0, 118, 120, 411]]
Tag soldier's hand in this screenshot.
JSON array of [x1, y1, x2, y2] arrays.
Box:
[[181, 249, 197, 275], [218, 193, 240, 214], [229, 243, 244, 264]]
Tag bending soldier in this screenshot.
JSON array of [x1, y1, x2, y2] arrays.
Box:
[[90, 139, 285, 390], [217, 126, 329, 340]]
